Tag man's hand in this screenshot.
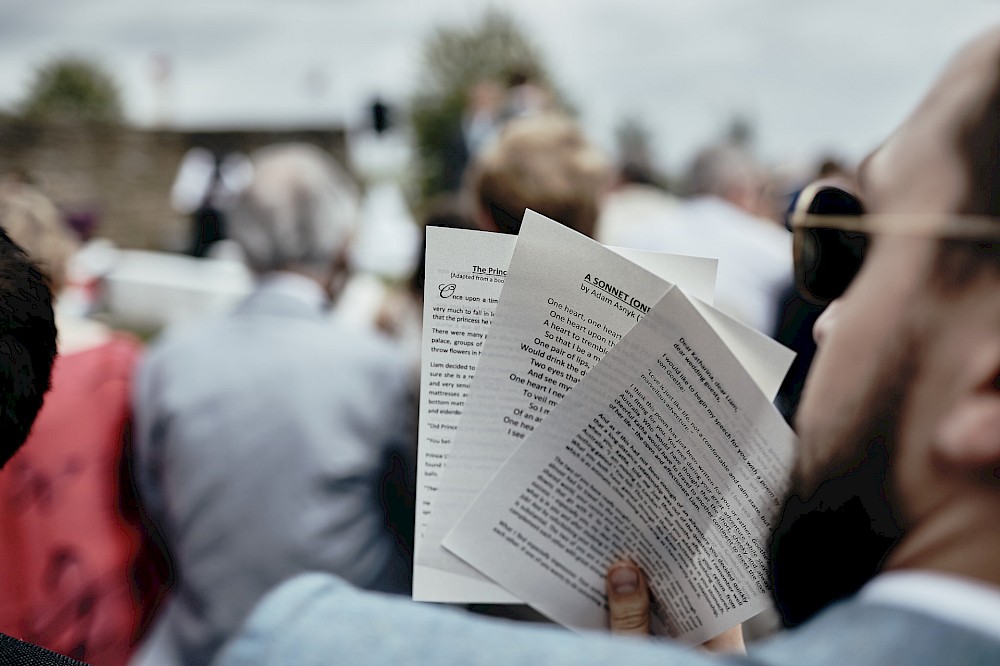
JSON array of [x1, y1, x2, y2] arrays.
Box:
[[700, 626, 746, 653], [605, 560, 746, 653], [606, 561, 650, 635]]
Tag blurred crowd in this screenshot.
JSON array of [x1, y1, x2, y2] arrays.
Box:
[[0, 58, 856, 666]]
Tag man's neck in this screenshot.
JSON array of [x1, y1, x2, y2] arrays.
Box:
[[258, 271, 329, 311], [884, 491, 1000, 587]]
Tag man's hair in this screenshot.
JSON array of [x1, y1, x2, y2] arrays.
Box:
[[0, 226, 57, 467], [956, 42, 1000, 218], [682, 144, 761, 200], [934, 46, 1000, 290], [467, 113, 610, 237], [226, 143, 361, 275]]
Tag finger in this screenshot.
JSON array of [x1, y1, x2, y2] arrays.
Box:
[[700, 625, 746, 654], [606, 561, 650, 635]]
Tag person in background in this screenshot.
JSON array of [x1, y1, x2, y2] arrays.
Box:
[[213, 23, 1000, 666], [0, 214, 94, 665], [501, 69, 555, 121], [618, 143, 792, 334], [0, 180, 169, 666], [130, 143, 415, 666], [459, 80, 505, 175], [466, 112, 611, 238], [442, 74, 553, 195], [594, 161, 679, 248], [373, 195, 483, 354], [169, 147, 253, 258]]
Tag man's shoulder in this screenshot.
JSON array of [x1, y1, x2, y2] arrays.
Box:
[[216, 576, 1000, 666], [138, 311, 408, 399], [216, 573, 745, 666], [750, 597, 1000, 666]]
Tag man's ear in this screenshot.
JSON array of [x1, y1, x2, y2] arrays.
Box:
[[934, 343, 1000, 470], [324, 239, 353, 303]]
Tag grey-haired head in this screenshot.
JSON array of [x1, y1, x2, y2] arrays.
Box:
[[683, 144, 763, 214], [227, 143, 361, 279]]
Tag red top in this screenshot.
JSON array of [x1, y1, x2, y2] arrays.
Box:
[[0, 335, 170, 666]]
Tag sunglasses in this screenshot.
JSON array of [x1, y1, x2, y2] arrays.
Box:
[[790, 181, 1000, 305], [789, 181, 865, 305]]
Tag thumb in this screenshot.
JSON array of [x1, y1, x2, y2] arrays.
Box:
[[606, 561, 650, 635]]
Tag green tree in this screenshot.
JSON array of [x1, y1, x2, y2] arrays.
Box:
[[20, 56, 124, 124], [410, 10, 563, 198]]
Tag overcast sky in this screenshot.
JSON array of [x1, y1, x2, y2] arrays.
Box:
[[1, 1, 998, 174]]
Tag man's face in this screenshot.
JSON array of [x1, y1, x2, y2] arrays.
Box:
[[769, 27, 1000, 625], [769, 232, 932, 626], [791, 28, 1000, 488], [790, 220, 945, 490]]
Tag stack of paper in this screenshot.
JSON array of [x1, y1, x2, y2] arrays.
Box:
[[412, 210, 796, 644]]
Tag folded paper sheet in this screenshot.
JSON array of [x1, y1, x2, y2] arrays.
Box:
[[414, 212, 794, 603], [444, 286, 796, 643], [413, 219, 719, 601]]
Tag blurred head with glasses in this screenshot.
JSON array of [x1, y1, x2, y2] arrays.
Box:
[[769, 26, 1000, 628]]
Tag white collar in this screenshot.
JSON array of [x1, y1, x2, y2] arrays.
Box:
[[258, 272, 327, 311], [859, 570, 1000, 641]]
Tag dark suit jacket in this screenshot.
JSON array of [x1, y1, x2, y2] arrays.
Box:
[[0, 633, 90, 665]]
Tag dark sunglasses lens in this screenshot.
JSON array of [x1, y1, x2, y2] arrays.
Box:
[[798, 228, 867, 304], [794, 185, 866, 304], [808, 187, 864, 216]]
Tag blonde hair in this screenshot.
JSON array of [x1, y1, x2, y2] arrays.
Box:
[[468, 113, 610, 237], [0, 181, 78, 294]]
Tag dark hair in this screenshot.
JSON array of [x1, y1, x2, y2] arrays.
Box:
[[933, 56, 1000, 290], [957, 49, 1000, 218], [0, 227, 57, 467]]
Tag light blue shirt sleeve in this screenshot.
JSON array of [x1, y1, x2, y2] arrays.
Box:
[[212, 573, 731, 666]]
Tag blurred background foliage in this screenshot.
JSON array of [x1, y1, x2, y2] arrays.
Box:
[[409, 9, 566, 198], [19, 56, 124, 124]]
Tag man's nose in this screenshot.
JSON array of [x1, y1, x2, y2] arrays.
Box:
[[812, 300, 841, 348]]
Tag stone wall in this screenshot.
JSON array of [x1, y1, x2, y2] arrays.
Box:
[[0, 120, 349, 250]]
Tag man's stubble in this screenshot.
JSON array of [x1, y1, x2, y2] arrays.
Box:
[[767, 328, 919, 627]]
